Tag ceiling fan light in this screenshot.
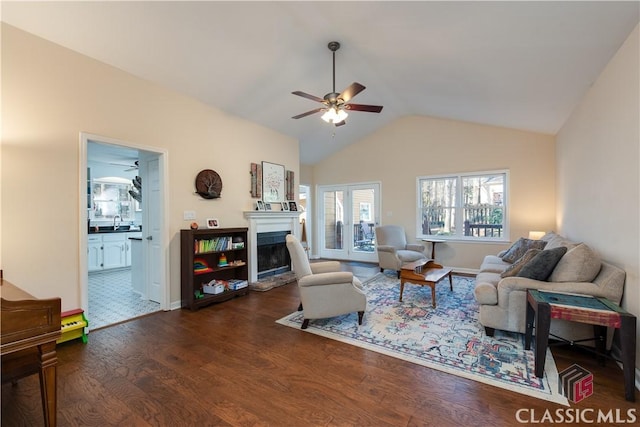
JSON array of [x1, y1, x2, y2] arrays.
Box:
[[321, 106, 348, 124]]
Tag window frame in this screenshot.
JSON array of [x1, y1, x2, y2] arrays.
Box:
[[416, 169, 509, 243]]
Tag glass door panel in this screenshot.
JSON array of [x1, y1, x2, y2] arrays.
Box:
[[322, 190, 344, 257], [352, 188, 376, 255], [319, 183, 380, 262]]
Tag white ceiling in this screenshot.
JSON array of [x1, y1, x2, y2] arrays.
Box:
[[3, 1, 638, 164]]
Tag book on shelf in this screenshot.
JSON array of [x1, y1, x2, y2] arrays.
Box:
[[194, 236, 235, 253]]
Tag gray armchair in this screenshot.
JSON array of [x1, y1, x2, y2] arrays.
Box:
[[286, 234, 366, 329], [374, 225, 427, 278]]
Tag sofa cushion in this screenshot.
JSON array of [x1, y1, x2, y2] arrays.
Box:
[[542, 231, 578, 251], [501, 248, 542, 278], [548, 243, 602, 283], [517, 247, 568, 281], [501, 238, 547, 263], [480, 255, 511, 273]]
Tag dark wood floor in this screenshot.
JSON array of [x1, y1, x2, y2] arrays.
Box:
[[2, 262, 637, 426]]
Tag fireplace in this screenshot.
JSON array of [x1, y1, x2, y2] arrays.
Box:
[[257, 231, 291, 279], [244, 211, 301, 283]]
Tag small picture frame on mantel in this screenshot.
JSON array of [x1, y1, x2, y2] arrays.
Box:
[[289, 201, 298, 212], [256, 200, 265, 211], [281, 202, 289, 211]]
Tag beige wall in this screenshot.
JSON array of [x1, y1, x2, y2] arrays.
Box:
[[313, 115, 556, 270], [1, 24, 298, 309], [556, 24, 639, 368]]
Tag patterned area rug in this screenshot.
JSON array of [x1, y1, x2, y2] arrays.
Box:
[[277, 272, 568, 406]]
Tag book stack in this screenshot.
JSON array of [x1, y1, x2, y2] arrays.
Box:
[[194, 236, 233, 253]]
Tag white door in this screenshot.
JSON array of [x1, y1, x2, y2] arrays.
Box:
[[318, 182, 380, 262], [140, 152, 164, 303]]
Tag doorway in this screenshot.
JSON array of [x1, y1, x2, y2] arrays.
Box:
[[80, 133, 168, 330], [318, 182, 380, 262]]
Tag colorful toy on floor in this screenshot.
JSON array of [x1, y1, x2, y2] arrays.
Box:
[[58, 308, 89, 344]]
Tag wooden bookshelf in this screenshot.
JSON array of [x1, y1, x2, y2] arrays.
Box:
[[180, 227, 249, 310]]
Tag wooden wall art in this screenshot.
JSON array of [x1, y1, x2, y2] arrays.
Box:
[[195, 169, 223, 199]]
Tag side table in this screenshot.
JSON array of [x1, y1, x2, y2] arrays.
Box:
[[525, 289, 636, 402], [421, 237, 446, 259]]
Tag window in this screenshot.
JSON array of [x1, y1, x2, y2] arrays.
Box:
[[417, 171, 508, 240]]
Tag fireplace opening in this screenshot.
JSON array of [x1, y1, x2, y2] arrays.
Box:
[[257, 231, 291, 280]]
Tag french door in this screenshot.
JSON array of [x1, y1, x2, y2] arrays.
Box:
[[318, 182, 380, 262]]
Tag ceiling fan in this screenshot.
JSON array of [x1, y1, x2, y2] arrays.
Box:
[[292, 41, 383, 127], [109, 160, 139, 172]]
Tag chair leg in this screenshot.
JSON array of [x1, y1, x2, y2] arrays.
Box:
[[357, 311, 364, 325], [484, 326, 495, 337], [297, 302, 303, 311], [301, 319, 310, 329]]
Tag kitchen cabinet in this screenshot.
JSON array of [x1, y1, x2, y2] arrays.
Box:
[[125, 232, 142, 266], [102, 234, 126, 269], [88, 235, 103, 272], [130, 237, 144, 296], [88, 232, 141, 271]]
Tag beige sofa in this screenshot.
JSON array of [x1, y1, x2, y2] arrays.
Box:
[[474, 232, 626, 345]]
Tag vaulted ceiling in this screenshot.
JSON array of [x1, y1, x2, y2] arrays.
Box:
[[3, 1, 638, 164]]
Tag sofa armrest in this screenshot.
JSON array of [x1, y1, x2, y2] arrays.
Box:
[[405, 244, 425, 252], [310, 261, 341, 274], [299, 272, 354, 287], [498, 277, 605, 297], [376, 245, 397, 253]]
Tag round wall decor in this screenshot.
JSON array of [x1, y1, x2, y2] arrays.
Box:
[[195, 169, 223, 199]]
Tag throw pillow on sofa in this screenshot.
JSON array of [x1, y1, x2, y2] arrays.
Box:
[[501, 238, 548, 263], [517, 247, 568, 281], [500, 248, 542, 278], [548, 243, 602, 282]]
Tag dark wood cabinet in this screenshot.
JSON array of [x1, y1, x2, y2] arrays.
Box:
[[180, 227, 249, 310]]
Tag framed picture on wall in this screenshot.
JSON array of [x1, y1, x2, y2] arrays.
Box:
[[262, 161, 285, 203], [206, 218, 220, 229]]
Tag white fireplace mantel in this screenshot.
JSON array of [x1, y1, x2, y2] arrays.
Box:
[[243, 211, 301, 283]]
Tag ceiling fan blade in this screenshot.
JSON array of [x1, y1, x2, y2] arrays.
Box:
[[345, 103, 384, 113], [292, 108, 325, 119], [292, 91, 325, 103], [338, 82, 366, 103], [334, 120, 346, 127]]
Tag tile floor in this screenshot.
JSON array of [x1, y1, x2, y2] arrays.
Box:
[[88, 268, 160, 330]]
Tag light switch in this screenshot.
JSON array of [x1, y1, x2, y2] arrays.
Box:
[[183, 211, 196, 220]]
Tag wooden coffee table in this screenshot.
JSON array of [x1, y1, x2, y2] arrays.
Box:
[[399, 260, 453, 308]]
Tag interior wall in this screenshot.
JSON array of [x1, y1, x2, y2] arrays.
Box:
[[1, 24, 299, 309], [556, 24, 639, 367], [313, 115, 556, 270]]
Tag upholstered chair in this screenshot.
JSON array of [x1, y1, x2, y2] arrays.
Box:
[[374, 225, 427, 278], [286, 234, 366, 329]]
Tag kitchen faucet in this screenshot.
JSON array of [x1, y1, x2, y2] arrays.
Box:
[[113, 215, 121, 230]]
